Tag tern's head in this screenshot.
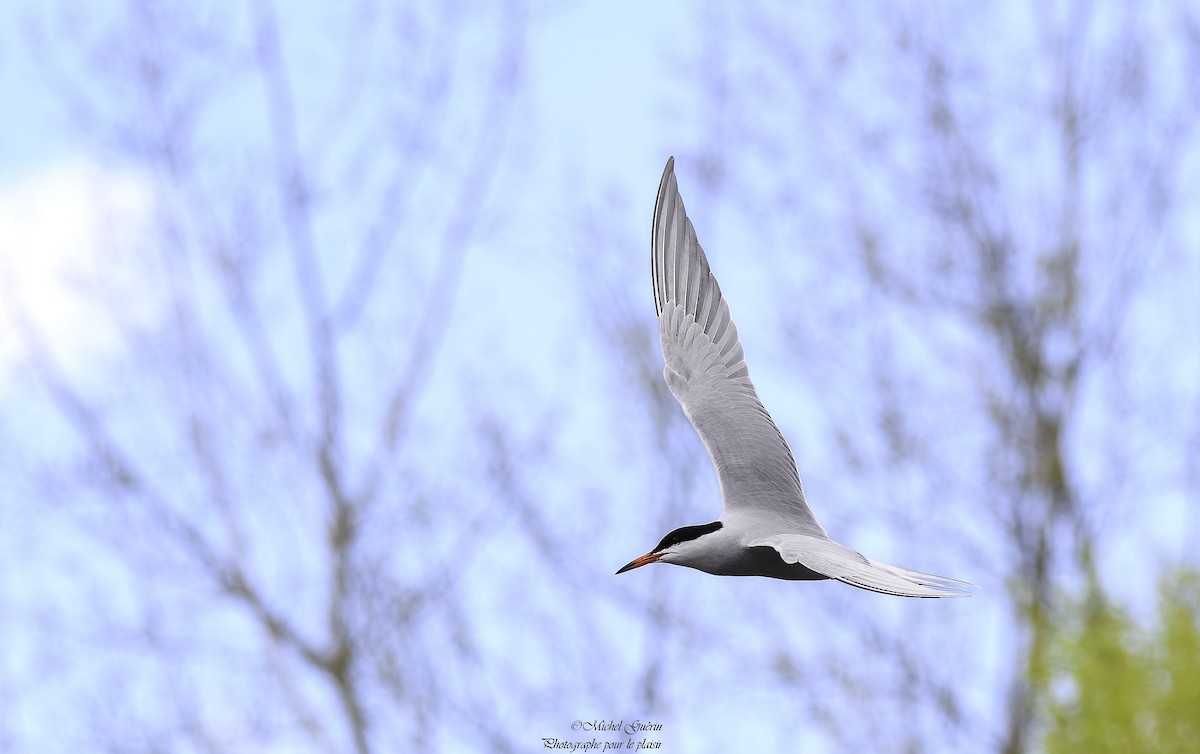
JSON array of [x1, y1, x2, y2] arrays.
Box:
[[615, 521, 724, 574]]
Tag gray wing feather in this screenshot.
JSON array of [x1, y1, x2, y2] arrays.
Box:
[[652, 157, 825, 535], [750, 534, 972, 598]]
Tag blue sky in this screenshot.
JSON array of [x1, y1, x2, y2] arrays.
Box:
[[2, 1, 1198, 753]]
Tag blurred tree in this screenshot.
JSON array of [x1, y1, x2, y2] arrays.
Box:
[[577, 1, 1200, 752], [5, 1, 1198, 753], [1042, 568, 1200, 754], [1, 1, 538, 752]]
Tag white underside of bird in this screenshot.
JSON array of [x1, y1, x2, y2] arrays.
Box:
[[616, 157, 970, 599]]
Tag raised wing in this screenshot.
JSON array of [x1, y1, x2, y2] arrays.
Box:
[[652, 157, 825, 536]]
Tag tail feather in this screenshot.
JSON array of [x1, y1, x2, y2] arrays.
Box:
[[751, 534, 972, 599]]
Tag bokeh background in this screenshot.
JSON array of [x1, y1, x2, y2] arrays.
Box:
[[2, 2, 1199, 752]]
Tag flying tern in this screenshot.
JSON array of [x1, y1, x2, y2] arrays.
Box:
[[616, 157, 969, 598]]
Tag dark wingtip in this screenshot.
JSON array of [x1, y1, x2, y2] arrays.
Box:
[[651, 156, 679, 316]]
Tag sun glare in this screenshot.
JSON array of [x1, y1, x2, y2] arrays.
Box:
[[0, 159, 155, 375]]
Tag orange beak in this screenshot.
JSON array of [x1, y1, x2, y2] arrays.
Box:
[[616, 551, 663, 574]]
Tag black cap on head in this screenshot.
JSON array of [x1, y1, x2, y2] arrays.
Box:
[[652, 521, 722, 553]]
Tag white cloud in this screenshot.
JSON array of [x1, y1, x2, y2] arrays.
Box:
[[0, 158, 156, 375]]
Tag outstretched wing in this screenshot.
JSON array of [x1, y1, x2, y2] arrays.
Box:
[[652, 157, 825, 536], [750, 534, 972, 598]]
